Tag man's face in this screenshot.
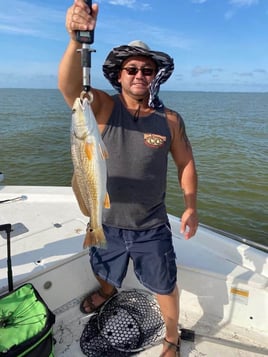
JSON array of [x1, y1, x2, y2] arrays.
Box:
[[118, 56, 157, 98]]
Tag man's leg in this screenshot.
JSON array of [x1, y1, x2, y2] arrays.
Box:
[[80, 225, 129, 313], [80, 275, 117, 313], [157, 285, 180, 357]]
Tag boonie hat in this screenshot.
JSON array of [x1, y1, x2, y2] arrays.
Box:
[[102, 40, 174, 108]]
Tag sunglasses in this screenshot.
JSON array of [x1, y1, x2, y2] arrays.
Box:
[[121, 67, 155, 76]]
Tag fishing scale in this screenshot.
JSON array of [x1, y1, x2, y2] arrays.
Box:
[[76, 0, 95, 97]]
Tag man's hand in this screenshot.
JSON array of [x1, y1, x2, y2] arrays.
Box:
[[180, 208, 198, 240], [66, 0, 98, 40]]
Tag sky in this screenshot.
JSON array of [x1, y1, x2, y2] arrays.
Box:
[[0, 0, 267, 92]]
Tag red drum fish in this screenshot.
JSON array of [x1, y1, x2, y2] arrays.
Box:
[[71, 97, 110, 248]]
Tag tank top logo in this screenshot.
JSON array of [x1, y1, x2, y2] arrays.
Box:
[[144, 133, 166, 148]]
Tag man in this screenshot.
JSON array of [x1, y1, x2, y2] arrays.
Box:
[[58, 1, 198, 356]]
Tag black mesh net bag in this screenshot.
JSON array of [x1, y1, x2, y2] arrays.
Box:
[[80, 289, 165, 356]]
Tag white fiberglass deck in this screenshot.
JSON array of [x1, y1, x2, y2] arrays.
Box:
[[0, 186, 267, 356]]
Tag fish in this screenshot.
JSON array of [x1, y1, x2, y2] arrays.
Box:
[[71, 97, 110, 248]]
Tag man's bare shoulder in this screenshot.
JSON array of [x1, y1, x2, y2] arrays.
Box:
[[164, 107, 184, 129], [164, 107, 190, 148]]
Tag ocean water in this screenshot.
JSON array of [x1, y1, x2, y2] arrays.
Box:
[[0, 89, 267, 245]]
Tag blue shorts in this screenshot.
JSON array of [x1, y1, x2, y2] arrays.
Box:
[[89, 223, 177, 295]]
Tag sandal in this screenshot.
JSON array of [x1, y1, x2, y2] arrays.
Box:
[[160, 337, 181, 357], [80, 287, 117, 314]]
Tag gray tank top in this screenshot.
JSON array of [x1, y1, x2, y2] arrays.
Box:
[[102, 95, 171, 229]]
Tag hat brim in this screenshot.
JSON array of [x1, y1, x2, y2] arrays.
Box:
[[102, 45, 174, 92]]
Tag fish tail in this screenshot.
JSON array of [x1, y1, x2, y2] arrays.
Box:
[[83, 226, 107, 249]]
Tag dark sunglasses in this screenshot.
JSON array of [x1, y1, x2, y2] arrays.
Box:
[[121, 67, 155, 76]]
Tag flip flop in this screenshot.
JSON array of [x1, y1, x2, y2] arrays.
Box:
[[160, 337, 181, 357], [80, 287, 118, 314]]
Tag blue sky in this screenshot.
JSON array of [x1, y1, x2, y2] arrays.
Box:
[[0, 0, 267, 92]]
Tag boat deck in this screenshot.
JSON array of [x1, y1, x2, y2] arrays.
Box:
[[1, 186, 267, 356], [52, 294, 268, 357]]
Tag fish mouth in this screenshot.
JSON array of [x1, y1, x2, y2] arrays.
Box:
[[72, 99, 83, 114], [78, 98, 85, 109]]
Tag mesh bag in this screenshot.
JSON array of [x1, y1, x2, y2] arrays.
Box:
[[80, 289, 165, 356]]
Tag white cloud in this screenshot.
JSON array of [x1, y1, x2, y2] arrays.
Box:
[[0, 0, 65, 40], [0, 24, 38, 36], [229, 0, 259, 7], [225, 0, 259, 19], [234, 71, 254, 77], [98, 16, 193, 51], [234, 69, 268, 77], [253, 69, 267, 74], [139, 25, 193, 50], [192, 66, 213, 76], [192, 66, 223, 77], [108, 0, 136, 7], [191, 0, 208, 3], [107, 0, 151, 10]]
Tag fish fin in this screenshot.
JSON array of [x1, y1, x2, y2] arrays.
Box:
[[83, 226, 107, 249], [85, 142, 94, 160], [99, 142, 109, 160], [104, 192, 110, 209], [72, 174, 90, 217]]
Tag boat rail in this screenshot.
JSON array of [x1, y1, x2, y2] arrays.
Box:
[[199, 223, 268, 253]]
